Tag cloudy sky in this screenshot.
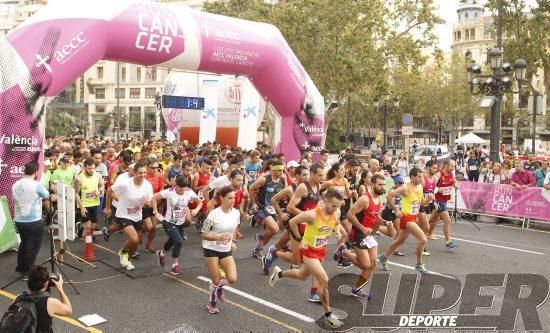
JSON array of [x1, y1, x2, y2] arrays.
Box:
[[434, 0, 460, 51]]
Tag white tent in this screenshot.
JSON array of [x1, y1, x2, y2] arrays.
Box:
[[456, 132, 486, 144]]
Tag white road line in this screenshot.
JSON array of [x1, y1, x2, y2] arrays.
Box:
[[442, 232, 550, 251], [196, 276, 316, 323], [493, 224, 550, 234], [385, 261, 456, 279], [432, 235, 545, 255]]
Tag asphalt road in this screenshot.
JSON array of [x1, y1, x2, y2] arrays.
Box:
[[1, 218, 549, 332]]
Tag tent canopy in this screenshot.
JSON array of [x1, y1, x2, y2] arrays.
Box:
[[456, 132, 486, 144]]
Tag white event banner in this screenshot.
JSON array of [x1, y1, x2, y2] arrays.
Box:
[[200, 79, 219, 144], [237, 79, 261, 150]]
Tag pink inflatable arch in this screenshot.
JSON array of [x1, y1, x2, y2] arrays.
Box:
[[0, 0, 325, 206]]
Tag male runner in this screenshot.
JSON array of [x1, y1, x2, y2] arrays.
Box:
[[269, 188, 346, 329], [104, 162, 153, 271], [378, 167, 433, 274], [249, 160, 286, 258], [74, 158, 105, 239]]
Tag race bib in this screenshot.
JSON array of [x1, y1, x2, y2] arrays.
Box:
[[314, 236, 329, 247], [469, 165, 478, 171], [217, 238, 231, 245], [361, 235, 378, 249], [173, 209, 187, 220], [265, 206, 276, 215], [411, 201, 420, 215], [267, 187, 274, 193], [85, 192, 95, 199], [127, 206, 140, 214], [442, 187, 452, 196]]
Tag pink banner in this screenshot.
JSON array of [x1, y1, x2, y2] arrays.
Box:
[[456, 181, 550, 221]]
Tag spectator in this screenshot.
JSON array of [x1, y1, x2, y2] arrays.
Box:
[[544, 170, 550, 190], [510, 160, 535, 188], [535, 160, 548, 187], [466, 150, 481, 182], [485, 162, 507, 184], [393, 152, 408, 177], [525, 154, 540, 172]]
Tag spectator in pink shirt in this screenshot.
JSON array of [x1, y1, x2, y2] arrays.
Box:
[[510, 160, 535, 188]]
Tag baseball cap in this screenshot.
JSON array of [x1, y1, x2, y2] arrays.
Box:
[[393, 175, 405, 184], [286, 160, 299, 169]]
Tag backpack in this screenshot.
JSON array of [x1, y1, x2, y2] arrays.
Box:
[[1, 291, 49, 333]]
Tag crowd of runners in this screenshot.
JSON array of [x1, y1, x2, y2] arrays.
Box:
[[39, 136, 462, 329]]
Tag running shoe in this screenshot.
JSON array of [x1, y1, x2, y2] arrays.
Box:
[[156, 250, 166, 268], [446, 240, 458, 249], [308, 291, 321, 303], [422, 249, 431, 256], [333, 243, 347, 261], [269, 266, 282, 287], [325, 314, 344, 329], [101, 227, 110, 242], [377, 254, 389, 271], [132, 252, 141, 259], [235, 231, 244, 239], [170, 264, 181, 275], [145, 243, 156, 253], [351, 288, 372, 300], [207, 301, 219, 314], [338, 257, 353, 269], [252, 245, 263, 258], [119, 249, 129, 267], [262, 246, 277, 274], [182, 230, 188, 241], [126, 261, 135, 271], [216, 287, 226, 302], [415, 263, 429, 274], [255, 233, 263, 242]]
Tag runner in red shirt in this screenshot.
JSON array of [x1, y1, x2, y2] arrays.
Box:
[[340, 173, 393, 299], [427, 159, 459, 249]]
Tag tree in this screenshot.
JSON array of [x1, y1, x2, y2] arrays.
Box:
[[45, 110, 77, 137], [203, 0, 443, 132], [478, 0, 549, 94]]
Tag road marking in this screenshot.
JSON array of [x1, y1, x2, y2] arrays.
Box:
[[94, 243, 117, 255], [197, 275, 316, 323], [492, 224, 550, 234], [165, 274, 303, 332], [0, 290, 102, 333], [441, 232, 550, 251], [432, 235, 544, 255], [385, 262, 456, 278]]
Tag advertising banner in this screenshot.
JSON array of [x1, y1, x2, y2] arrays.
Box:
[[162, 72, 201, 143], [456, 181, 550, 221], [237, 79, 261, 150], [199, 79, 218, 144], [0, 196, 18, 254], [216, 76, 243, 146]]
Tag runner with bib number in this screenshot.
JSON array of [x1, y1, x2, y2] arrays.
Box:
[[378, 167, 433, 275]]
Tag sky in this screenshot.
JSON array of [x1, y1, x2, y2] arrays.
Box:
[[435, 0, 459, 51]]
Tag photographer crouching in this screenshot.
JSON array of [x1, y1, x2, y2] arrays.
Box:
[[2, 266, 72, 333]]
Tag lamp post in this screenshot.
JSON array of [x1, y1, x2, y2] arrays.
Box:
[[466, 53, 526, 162], [373, 94, 399, 150]]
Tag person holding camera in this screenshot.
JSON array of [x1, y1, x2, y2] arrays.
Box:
[[12, 162, 49, 278], [27, 265, 72, 332]]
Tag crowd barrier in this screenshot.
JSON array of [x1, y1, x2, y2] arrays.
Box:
[[455, 181, 550, 229]]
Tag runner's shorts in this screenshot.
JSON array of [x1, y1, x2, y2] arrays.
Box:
[[300, 246, 327, 263]]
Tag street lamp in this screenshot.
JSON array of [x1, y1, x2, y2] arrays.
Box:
[[466, 50, 526, 162], [373, 94, 399, 150]]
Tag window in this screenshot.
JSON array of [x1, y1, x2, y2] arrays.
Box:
[[465, 29, 469, 39], [121, 67, 126, 81], [470, 28, 475, 39], [115, 88, 125, 99], [137, 67, 142, 82], [130, 88, 141, 99], [95, 88, 105, 99], [146, 67, 158, 81], [457, 31, 461, 40], [465, 12, 469, 19], [145, 87, 157, 98], [96, 105, 106, 113], [97, 66, 103, 79], [144, 107, 157, 133]]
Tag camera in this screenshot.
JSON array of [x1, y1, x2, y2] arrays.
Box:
[[48, 273, 60, 288]]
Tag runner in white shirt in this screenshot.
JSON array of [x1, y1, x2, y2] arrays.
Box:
[[201, 186, 241, 314], [102, 166, 134, 241], [152, 176, 202, 275], [104, 162, 153, 271]]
